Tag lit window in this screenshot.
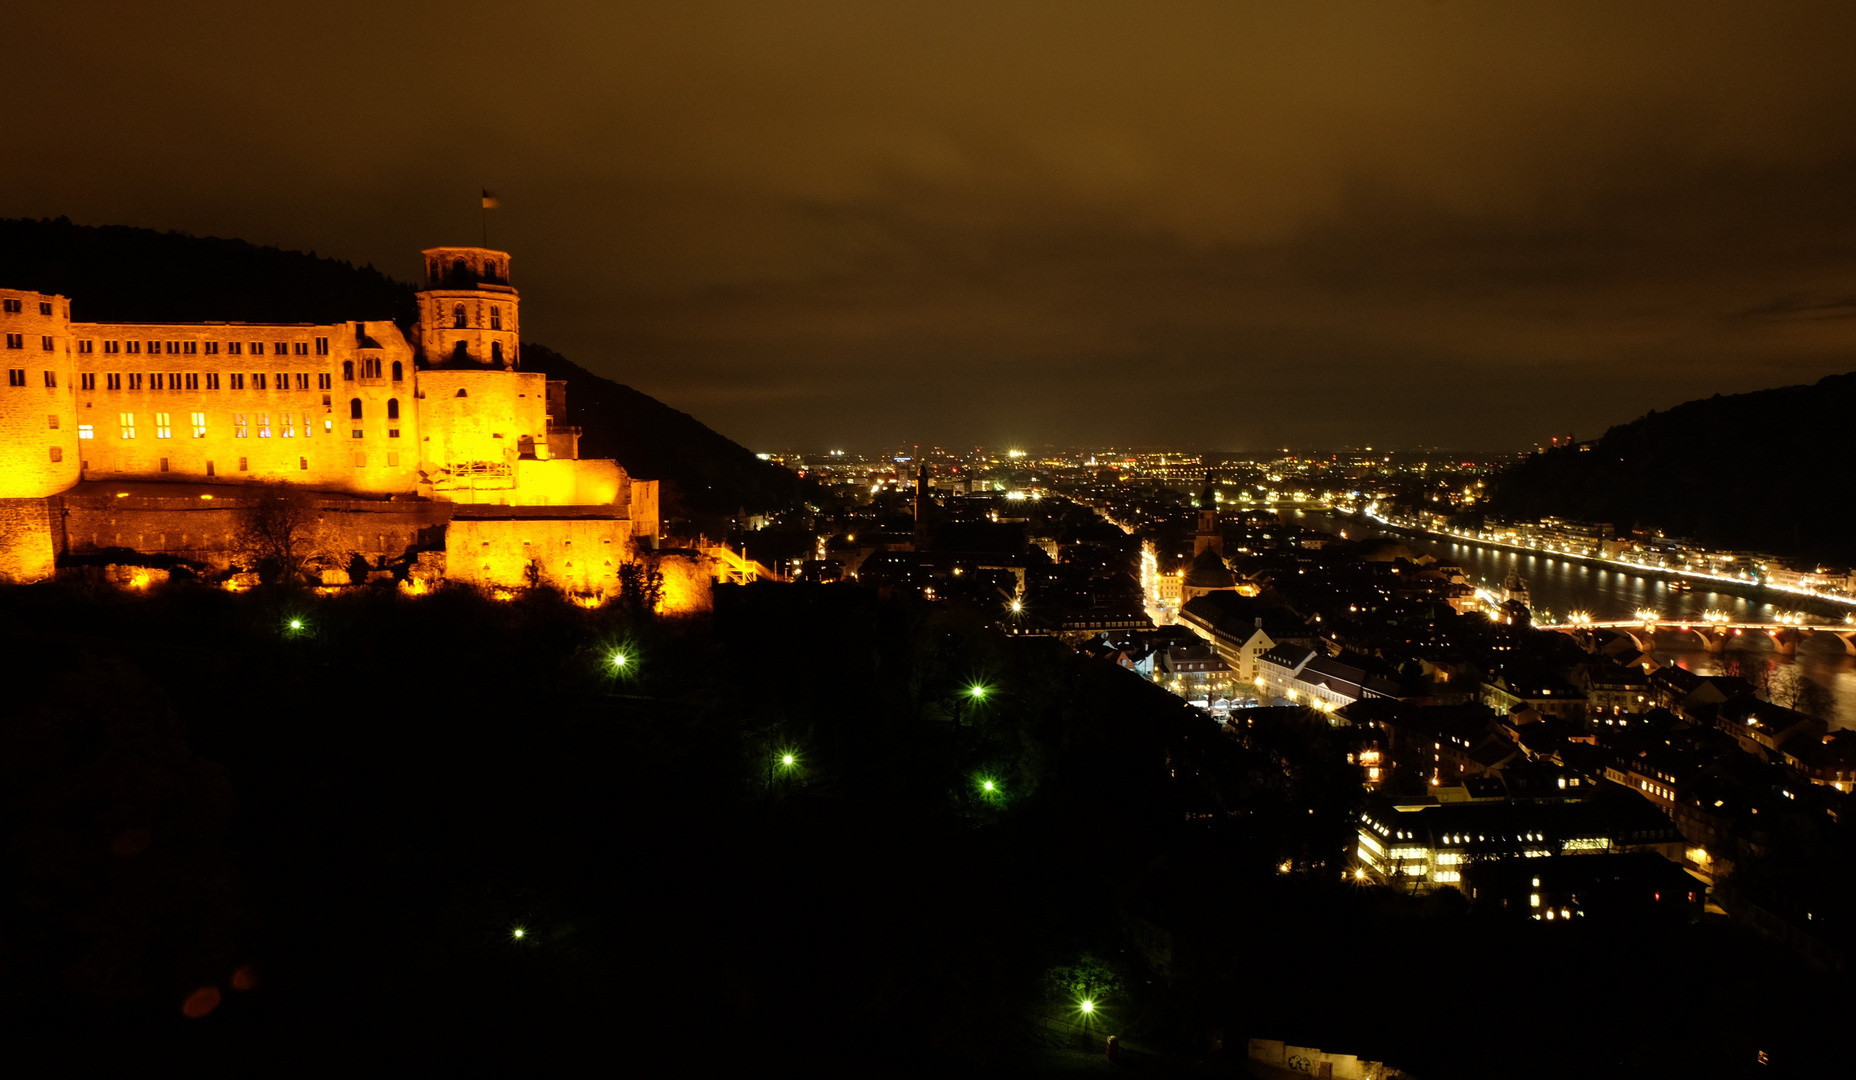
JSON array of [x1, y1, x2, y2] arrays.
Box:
[[156, 412, 172, 439], [119, 412, 135, 439], [234, 413, 248, 438], [324, 419, 333, 433], [191, 412, 206, 438], [258, 413, 271, 438], [281, 412, 294, 437], [78, 424, 94, 439]]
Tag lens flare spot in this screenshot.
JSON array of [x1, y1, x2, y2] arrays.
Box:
[[182, 987, 221, 1018]]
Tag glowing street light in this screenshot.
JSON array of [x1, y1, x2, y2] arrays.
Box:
[[511, 927, 526, 941], [612, 650, 630, 669], [982, 779, 996, 792], [967, 684, 989, 701], [288, 618, 303, 631], [781, 753, 796, 767], [1079, 998, 1095, 1015]]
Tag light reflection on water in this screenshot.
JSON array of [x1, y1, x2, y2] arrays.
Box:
[[1285, 510, 1856, 729]]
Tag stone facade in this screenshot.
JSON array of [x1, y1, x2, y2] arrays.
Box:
[[0, 245, 672, 599]]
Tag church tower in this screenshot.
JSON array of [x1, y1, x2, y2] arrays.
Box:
[[1192, 477, 1223, 558], [416, 247, 520, 369]]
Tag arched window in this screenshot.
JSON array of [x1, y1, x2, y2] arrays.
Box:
[[390, 360, 403, 382], [452, 258, 468, 283], [350, 398, 363, 420], [491, 341, 504, 365], [342, 360, 354, 381], [452, 341, 470, 363], [490, 305, 502, 330], [455, 388, 468, 398], [453, 303, 467, 330], [386, 398, 399, 420]]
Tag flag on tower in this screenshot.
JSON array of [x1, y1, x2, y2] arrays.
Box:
[[481, 189, 500, 210]]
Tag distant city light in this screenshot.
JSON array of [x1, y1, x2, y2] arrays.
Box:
[[1009, 599, 1023, 613]]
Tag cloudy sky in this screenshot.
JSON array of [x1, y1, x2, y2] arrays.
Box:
[[9, 1, 1856, 451]]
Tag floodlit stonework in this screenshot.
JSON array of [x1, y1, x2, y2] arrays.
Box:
[[0, 246, 680, 602]]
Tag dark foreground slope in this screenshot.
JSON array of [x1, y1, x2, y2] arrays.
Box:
[[1487, 372, 1856, 566], [2, 580, 1842, 1077], [0, 217, 796, 517]]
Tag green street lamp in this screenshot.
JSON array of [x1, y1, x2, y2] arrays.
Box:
[[612, 650, 629, 670]]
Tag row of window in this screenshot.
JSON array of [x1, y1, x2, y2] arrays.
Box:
[[2, 299, 56, 316], [5, 334, 53, 351], [77, 337, 332, 357], [63, 451, 401, 470], [97, 410, 402, 440], [448, 303, 507, 330], [8, 363, 403, 390], [80, 371, 342, 392]]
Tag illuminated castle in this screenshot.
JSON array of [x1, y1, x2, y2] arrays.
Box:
[[0, 246, 672, 598]]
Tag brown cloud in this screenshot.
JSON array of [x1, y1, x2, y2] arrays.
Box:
[[7, 1, 1856, 449]]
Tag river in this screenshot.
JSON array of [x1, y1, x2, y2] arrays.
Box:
[[1283, 509, 1856, 729]]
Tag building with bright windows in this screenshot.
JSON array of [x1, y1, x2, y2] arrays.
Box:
[[1354, 793, 1686, 891], [0, 247, 663, 594]]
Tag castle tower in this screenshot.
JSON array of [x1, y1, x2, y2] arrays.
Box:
[[0, 288, 81, 498], [416, 247, 520, 370]]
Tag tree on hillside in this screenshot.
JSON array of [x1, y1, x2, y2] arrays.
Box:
[[232, 485, 321, 585]]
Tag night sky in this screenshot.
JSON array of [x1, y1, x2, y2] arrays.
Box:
[[10, 2, 1856, 452]]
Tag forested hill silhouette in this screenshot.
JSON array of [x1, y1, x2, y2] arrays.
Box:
[[1486, 372, 1856, 567], [0, 216, 799, 516], [521, 344, 801, 516], [0, 216, 417, 325]]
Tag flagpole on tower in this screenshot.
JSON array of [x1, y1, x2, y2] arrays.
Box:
[[480, 188, 499, 247]]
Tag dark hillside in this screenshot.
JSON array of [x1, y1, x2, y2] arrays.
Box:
[[0, 217, 415, 326], [1486, 372, 1856, 565], [0, 217, 800, 516], [522, 344, 803, 517]]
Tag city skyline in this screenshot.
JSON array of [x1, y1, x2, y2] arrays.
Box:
[[9, 2, 1856, 450]]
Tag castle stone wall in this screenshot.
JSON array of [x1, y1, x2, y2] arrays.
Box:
[[58, 318, 419, 495], [0, 288, 82, 497], [0, 497, 56, 582], [447, 510, 633, 595]]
